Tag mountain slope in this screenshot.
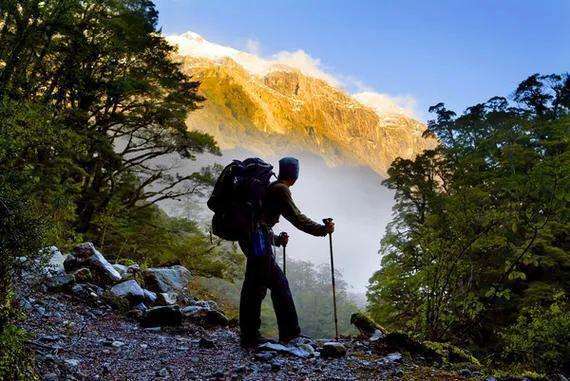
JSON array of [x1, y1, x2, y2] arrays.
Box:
[[171, 34, 434, 176]]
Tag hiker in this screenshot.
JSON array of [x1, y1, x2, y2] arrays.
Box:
[[238, 157, 335, 346]]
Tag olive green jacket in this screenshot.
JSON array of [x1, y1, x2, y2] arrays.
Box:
[[260, 181, 327, 237]]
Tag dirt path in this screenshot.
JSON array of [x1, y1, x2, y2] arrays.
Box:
[[21, 292, 419, 380]]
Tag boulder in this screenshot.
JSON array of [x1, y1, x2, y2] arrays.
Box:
[[320, 342, 347, 358], [66, 243, 122, 285], [45, 273, 75, 291], [143, 289, 157, 305], [350, 312, 388, 339], [181, 305, 229, 326], [126, 264, 141, 274], [63, 254, 81, 272], [109, 280, 145, 305], [155, 292, 176, 306], [44, 246, 67, 276], [72, 268, 92, 283], [112, 264, 128, 276], [141, 305, 183, 327], [71, 283, 102, 303], [142, 266, 191, 293]]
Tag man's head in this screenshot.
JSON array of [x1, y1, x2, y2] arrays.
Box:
[[278, 157, 299, 186]]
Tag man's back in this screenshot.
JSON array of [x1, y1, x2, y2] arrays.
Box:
[[261, 181, 327, 237]]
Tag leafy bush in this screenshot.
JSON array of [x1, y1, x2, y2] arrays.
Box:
[[0, 187, 45, 380], [502, 295, 570, 374]]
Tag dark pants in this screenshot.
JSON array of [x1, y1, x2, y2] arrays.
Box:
[[238, 240, 300, 341]]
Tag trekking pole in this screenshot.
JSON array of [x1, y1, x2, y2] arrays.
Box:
[[283, 245, 286, 276], [281, 232, 288, 276], [323, 218, 339, 340]]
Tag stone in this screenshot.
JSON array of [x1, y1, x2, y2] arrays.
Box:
[[72, 268, 92, 283], [87, 248, 122, 284], [255, 351, 275, 361], [271, 358, 286, 371], [257, 342, 310, 358], [111, 340, 125, 348], [350, 312, 388, 338], [298, 343, 317, 357], [110, 280, 145, 305], [45, 273, 75, 291], [141, 305, 182, 327], [382, 352, 402, 363], [64, 254, 81, 272], [198, 337, 216, 349], [155, 292, 176, 306], [143, 289, 158, 304], [143, 265, 191, 293], [320, 342, 347, 358], [181, 305, 229, 327], [157, 368, 169, 377], [66, 243, 122, 284], [127, 264, 141, 274], [190, 300, 219, 310], [43, 246, 66, 275], [369, 329, 385, 342], [42, 373, 58, 381], [113, 263, 128, 275], [64, 358, 80, 367]]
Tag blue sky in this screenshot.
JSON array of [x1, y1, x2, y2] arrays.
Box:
[[155, 0, 569, 120]]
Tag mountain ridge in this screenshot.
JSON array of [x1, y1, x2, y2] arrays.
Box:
[[170, 32, 435, 176]]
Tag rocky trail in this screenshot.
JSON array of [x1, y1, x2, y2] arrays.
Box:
[[16, 244, 487, 380]]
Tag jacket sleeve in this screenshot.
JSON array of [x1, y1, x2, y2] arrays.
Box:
[[276, 185, 327, 237]]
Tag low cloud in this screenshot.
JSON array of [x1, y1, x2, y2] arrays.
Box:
[[353, 92, 418, 118], [167, 31, 418, 118], [271, 50, 340, 87]]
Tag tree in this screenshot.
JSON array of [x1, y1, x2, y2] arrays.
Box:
[[367, 74, 569, 373], [0, 0, 219, 233]]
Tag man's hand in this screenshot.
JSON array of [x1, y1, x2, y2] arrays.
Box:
[[276, 232, 289, 247], [323, 218, 335, 234]]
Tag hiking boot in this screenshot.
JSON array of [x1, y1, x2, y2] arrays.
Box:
[[240, 334, 274, 348], [281, 335, 315, 347]]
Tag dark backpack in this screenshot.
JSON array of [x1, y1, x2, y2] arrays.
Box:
[[207, 158, 275, 241]]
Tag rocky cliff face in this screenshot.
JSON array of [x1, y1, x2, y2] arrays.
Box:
[[173, 36, 434, 176]]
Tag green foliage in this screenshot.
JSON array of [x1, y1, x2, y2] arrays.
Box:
[[186, 258, 360, 339], [284, 259, 359, 338], [92, 202, 244, 280], [0, 186, 45, 380], [0, 0, 219, 234], [501, 294, 570, 374], [367, 73, 569, 373], [0, 324, 36, 381]]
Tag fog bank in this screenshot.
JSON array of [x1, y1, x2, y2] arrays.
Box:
[[162, 148, 395, 293]]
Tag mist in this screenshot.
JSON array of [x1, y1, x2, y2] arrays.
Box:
[[161, 147, 395, 294]]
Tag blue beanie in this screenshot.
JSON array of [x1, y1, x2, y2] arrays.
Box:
[[279, 157, 299, 181]]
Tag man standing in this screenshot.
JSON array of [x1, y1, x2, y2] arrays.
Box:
[[239, 157, 335, 346]]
